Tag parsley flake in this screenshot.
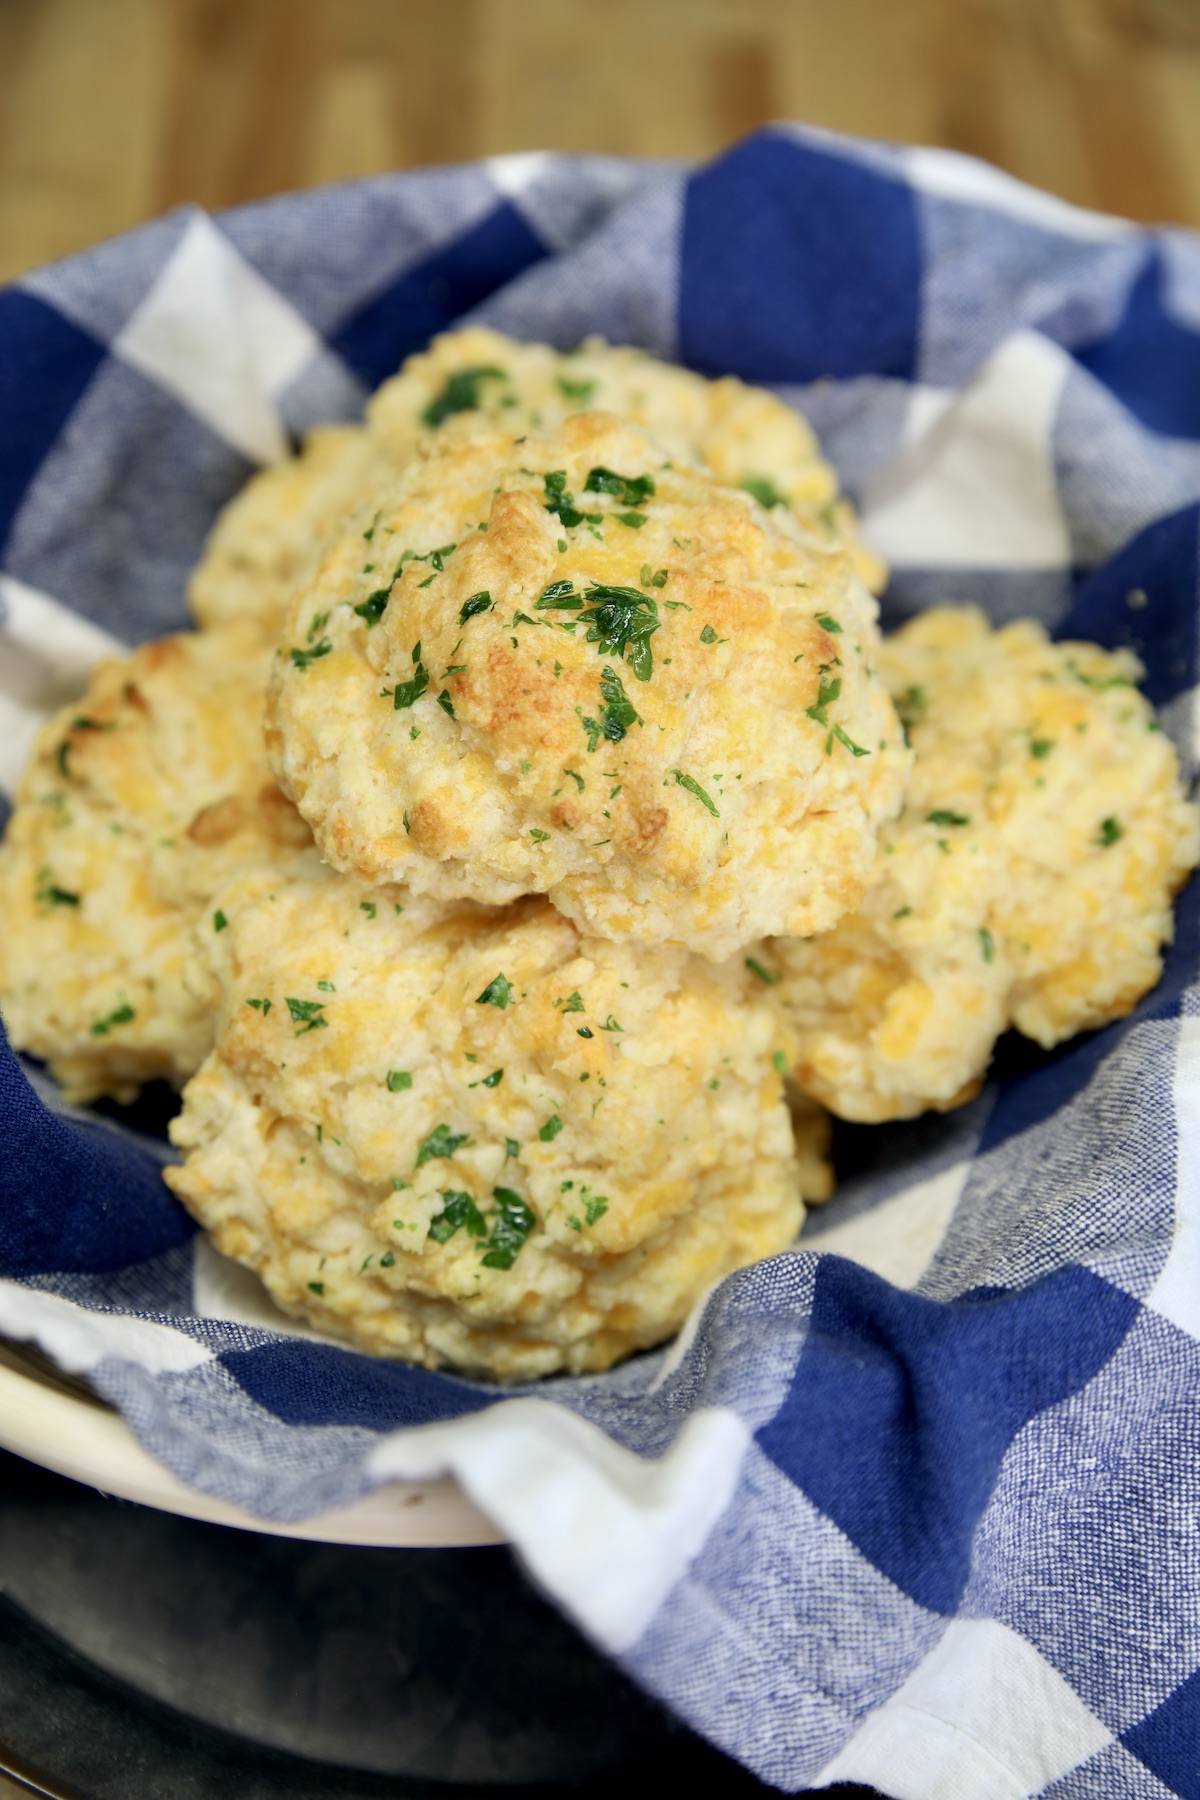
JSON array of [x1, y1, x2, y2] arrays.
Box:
[[580, 585, 659, 680], [360, 901, 377, 920], [213, 909, 228, 932], [806, 673, 841, 727], [391, 664, 429, 711], [286, 997, 328, 1034], [428, 1190, 488, 1243], [560, 992, 586, 1013], [355, 590, 390, 627], [246, 997, 272, 1015], [422, 366, 507, 427], [89, 1003, 135, 1037], [290, 640, 332, 670], [476, 973, 514, 1009], [979, 927, 996, 963], [481, 1187, 536, 1269], [584, 1194, 608, 1226], [539, 1115, 564, 1142], [926, 810, 971, 827], [1094, 816, 1123, 848], [671, 768, 719, 817], [386, 1070, 412, 1092], [415, 1123, 470, 1168], [584, 466, 655, 507], [557, 375, 596, 403], [745, 957, 781, 986], [815, 613, 843, 634], [459, 590, 492, 625], [530, 827, 551, 843], [742, 475, 786, 509]]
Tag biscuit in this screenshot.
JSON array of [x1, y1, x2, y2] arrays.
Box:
[[771, 607, 1200, 1121], [165, 870, 817, 1379], [265, 411, 909, 958], [0, 622, 320, 1102], [187, 328, 882, 640]]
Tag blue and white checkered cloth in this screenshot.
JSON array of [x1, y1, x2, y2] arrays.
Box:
[[2, 127, 1200, 1797]]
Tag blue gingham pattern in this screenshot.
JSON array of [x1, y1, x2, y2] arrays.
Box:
[[2, 129, 1200, 1797]]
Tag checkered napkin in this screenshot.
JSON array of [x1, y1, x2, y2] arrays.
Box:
[[2, 128, 1199, 1798]]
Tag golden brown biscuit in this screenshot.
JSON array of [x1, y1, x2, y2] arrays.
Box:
[[166, 870, 818, 1380], [0, 622, 321, 1102], [187, 328, 882, 640], [265, 411, 908, 958], [771, 607, 1200, 1121]]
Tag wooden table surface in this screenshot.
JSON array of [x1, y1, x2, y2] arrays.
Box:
[[1, 0, 1199, 285]]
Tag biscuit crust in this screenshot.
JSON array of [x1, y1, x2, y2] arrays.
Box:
[[772, 607, 1200, 1121], [266, 412, 908, 958], [0, 622, 320, 1102], [166, 871, 814, 1380]]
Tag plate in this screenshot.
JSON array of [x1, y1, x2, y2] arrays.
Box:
[[0, 1339, 502, 1547]]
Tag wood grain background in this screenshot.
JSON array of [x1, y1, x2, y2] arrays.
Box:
[[1, 0, 1199, 285]]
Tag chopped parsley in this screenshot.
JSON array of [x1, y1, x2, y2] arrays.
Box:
[[290, 640, 332, 670], [459, 590, 493, 624], [246, 997, 272, 1015], [580, 584, 659, 680], [505, 1137, 520, 1160], [535, 579, 583, 610], [672, 769, 719, 817], [578, 665, 642, 752], [700, 625, 718, 644], [1094, 816, 1123, 848], [542, 469, 588, 528], [815, 613, 842, 634], [640, 564, 669, 589], [584, 467, 655, 507], [1030, 738, 1054, 759], [563, 768, 585, 791], [742, 475, 786, 509], [583, 1194, 608, 1226], [557, 375, 596, 403], [379, 1251, 395, 1267], [286, 997, 328, 1034], [415, 1123, 470, 1167], [308, 1282, 325, 1296], [34, 872, 79, 907], [577, 1026, 594, 1039], [89, 1003, 135, 1037], [480, 1068, 504, 1088], [598, 1014, 623, 1033], [772, 1049, 788, 1074], [745, 957, 780, 985], [422, 365, 507, 428], [361, 901, 377, 919], [926, 810, 971, 827], [894, 685, 926, 735], [213, 909, 228, 932], [437, 690, 455, 718], [476, 973, 514, 1009], [530, 827, 551, 843], [386, 1070, 412, 1092], [828, 723, 870, 758], [428, 1190, 488, 1243], [979, 927, 995, 963], [539, 1115, 564, 1142], [390, 663, 429, 710], [316, 979, 335, 992], [481, 1187, 536, 1269], [806, 673, 841, 727], [354, 590, 390, 627], [559, 992, 586, 1013]]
